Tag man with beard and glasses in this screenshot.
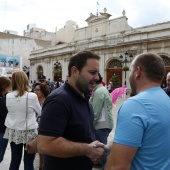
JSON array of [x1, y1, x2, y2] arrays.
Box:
[[103, 53, 170, 170], [37, 51, 104, 170]]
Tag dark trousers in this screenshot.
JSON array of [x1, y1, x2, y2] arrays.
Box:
[[0, 133, 8, 163], [9, 142, 35, 170], [95, 128, 111, 144]]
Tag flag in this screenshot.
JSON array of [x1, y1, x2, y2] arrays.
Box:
[[110, 85, 127, 106]]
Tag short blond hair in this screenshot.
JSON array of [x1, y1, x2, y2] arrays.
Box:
[[12, 71, 29, 97]]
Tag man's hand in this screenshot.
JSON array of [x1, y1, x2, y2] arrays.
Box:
[[93, 142, 112, 160], [86, 140, 105, 164]]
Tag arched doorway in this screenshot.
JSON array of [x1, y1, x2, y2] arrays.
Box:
[[106, 59, 123, 88], [160, 55, 170, 87], [36, 65, 44, 80]]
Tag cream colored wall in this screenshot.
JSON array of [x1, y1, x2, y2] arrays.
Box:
[[24, 30, 56, 45], [56, 15, 132, 43], [29, 13, 170, 87], [56, 20, 77, 43], [0, 38, 43, 69]]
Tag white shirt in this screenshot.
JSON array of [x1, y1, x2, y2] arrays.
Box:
[[107, 84, 112, 90], [5, 91, 41, 130]]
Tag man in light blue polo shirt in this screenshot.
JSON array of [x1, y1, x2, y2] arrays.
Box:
[[105, 53, 170, 170]]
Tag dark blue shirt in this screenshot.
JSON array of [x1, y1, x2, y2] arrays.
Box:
[[39, 81, 95, 170]]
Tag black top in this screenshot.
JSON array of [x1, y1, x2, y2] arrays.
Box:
[[0, 97, 8, 133], [163, 87, 170, 97], [39, 81, 95, 170]]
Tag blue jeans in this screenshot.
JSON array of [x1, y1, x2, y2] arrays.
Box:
[[95, 128, 111, 170], [9, 142, 35, 170], [0, 133, 8, 163]]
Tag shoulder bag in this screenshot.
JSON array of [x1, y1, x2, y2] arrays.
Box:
[[25, 92, 38, 154]]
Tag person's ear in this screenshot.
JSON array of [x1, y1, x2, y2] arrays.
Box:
[[135, 66, 142, 78], [71, 66, 79, 77]]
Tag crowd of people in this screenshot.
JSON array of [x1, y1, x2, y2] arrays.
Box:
[[30, 78, 65, 94], [0, 50, 170, 170]]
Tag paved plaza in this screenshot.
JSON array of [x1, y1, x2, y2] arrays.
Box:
[[0, 93, 130, 170]]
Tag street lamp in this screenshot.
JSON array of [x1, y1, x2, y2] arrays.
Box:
[[23, 65, 29, 72], [54, 61, 61, 70], [119, 51, 132, 85], [54, 61, 62, 81], [23, 65, 30, 77]]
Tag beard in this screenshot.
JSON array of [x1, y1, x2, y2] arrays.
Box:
[[131, 86, 137, 96], [168, 82, 170, 89], [75, 76, 94, 94], [129, 76, 137, 96]]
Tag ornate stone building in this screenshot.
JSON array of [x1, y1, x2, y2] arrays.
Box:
[[29, 9, 170, 89]]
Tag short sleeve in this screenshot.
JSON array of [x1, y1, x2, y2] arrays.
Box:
[[113, 99, 150, 147]]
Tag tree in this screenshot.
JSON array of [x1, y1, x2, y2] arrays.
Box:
[[123, 66, 129, 71], [53, 70, 61, 74], [110, 75, 120, 89]]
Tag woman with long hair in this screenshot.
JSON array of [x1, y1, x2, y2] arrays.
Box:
[[4, 71, 41, 170], [0, 76, 11, 163], [34, 82, 50, 170]]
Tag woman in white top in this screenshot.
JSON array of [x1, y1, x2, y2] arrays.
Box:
[[4, 71, 41, 170]]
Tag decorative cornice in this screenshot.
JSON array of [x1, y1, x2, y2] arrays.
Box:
[[85, 11, 111, 24]]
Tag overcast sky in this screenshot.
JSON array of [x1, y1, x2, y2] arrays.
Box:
[[0, 0, 170, 35]]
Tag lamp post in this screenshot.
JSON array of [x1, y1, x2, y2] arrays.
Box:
[[23, 66, 29, 72], [23, 65, 29, 77], [119, 51, 132, 85], [54, 61, 61, 70], [54, 61, 61, 81]]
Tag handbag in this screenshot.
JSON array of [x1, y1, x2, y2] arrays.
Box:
[[25, 92, 38, 154]]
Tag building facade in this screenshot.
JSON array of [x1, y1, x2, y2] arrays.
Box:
[[29, 9, 170, 89], [0, 28, 55, 76]]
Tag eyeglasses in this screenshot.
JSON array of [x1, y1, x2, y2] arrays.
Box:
[[34, 89, 41, 91]]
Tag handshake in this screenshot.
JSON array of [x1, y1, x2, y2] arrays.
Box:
[[86, 140, 111, 165]]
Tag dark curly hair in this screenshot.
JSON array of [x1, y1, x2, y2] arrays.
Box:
[[34, 83, 50, 98]]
